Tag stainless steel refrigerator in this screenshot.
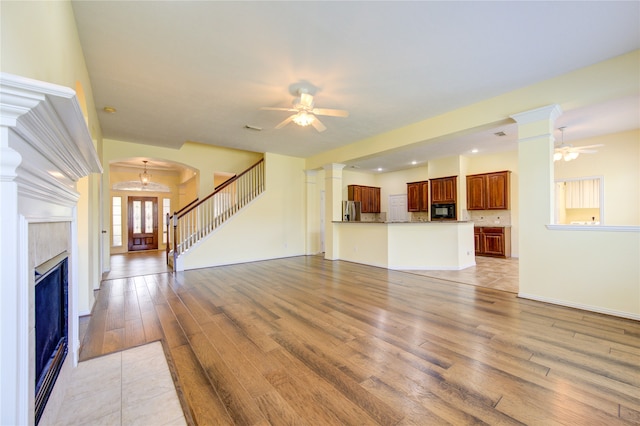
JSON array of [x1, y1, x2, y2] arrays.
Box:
[[342, 201, 361, 221]]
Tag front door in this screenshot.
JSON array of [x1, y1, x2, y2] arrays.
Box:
[[128, 197, 158, 251]]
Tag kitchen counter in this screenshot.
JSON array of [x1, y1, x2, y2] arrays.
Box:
[[333, 220, 472, 224], [332, 221, 475, 270]]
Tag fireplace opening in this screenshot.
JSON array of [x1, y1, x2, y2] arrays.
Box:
[[34, 252, 69, 425]]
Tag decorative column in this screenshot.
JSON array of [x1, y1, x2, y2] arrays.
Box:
[[304, 169, 318, 254], [0, 140, 25, 426], [510, 104, 562, 293], [323, 163, 345, 260]]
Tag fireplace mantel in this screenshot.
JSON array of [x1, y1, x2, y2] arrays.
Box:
[[0, 72, 102, 425]]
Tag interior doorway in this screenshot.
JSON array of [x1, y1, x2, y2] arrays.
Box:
[[388, 194, 408, 222], [127, 197, 158, 251]]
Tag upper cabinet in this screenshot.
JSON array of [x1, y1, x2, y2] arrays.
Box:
[[348, 185, 381, 213], [407, 181, 429, 212], [430, 176, 457, 204], [466, 171, 511, 210]]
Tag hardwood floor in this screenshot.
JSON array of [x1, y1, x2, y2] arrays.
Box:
[[81, 255, 640, 425]]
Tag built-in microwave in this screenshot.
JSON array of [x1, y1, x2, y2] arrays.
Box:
[[431, 203, 456, 220]]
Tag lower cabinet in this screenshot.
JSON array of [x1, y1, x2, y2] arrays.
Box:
[[474, 226, 511, 258]]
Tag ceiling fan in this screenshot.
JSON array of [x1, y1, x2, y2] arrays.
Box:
[[554, 127, 603, 162], [261, 88, 348, 132]]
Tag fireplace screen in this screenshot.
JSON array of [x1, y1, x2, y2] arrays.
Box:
[[34, 252, 69, 425]]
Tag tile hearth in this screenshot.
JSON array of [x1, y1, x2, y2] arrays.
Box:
[[42, 341, 185, 426]]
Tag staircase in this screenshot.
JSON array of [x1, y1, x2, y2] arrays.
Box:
[[167, 159, 265, 270]]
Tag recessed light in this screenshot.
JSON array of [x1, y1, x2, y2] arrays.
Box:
[[377, 167, 383, 172], [103, 106, 117, 114], [411, 161, 417, 165], [471, 148, 479, 154]]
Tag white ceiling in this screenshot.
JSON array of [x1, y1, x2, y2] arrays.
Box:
[[71, 1, 639, 173]]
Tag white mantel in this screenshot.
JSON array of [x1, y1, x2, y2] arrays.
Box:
[[0, 73, 102, 426]]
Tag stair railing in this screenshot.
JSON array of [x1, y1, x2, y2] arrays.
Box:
[[167, 158, 265, 266], [166, 198, 199, 264]]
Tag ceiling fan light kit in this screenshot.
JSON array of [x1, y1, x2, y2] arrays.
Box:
[[261, 86, 348, 132], [292, 111, 315, 127], [553, 126, 603, 162]]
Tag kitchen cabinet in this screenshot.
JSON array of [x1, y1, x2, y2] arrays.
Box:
[[474, 226, 511, 258], [430, 176, 457, 204], [348, 185, 381, 213], [466, 171, 511, 210], [407, 181, 429, 212]]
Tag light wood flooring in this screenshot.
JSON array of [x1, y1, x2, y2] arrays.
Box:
[[80, 255, 640, 425]]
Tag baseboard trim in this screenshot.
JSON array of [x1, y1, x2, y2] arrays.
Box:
[[518, 292, 640, 321]]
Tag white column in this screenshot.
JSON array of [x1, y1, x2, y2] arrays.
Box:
[[0, 141, 26, 426], [511, 105, 562, 226], [323, 163, 345, 260], [304, 170, 318, 254], [510, 104, 562, 294]]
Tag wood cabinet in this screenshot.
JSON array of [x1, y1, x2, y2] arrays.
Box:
[[466, 171, 511, 210], [430, 176, 457, 204], [407, 181, 429, 212], [348, 185, 381, 213], [474, 226, 511, 258]]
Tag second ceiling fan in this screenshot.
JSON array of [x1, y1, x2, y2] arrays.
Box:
[[261, 88, 348, 132]]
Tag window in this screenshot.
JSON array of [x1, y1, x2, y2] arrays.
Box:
[[112, 196, 122, 246], [162, 198, 171, 244], [555, 177, 604, 225]]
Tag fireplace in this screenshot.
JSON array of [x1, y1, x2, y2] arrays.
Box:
[[1, 73, 102, 425], [34, 252, 69, 425]]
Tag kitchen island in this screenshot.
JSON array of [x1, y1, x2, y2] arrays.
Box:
[[332, 221, 475, 270]]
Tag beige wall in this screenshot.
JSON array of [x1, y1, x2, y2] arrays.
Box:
[[180, 153, 306, 270]]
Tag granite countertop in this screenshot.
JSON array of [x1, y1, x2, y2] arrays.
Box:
[[333, 220, 472, 224]]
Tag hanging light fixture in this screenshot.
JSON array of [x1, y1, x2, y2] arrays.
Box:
[[553, 127, 580, 162], [292, 111, 315, 127], [139, 160, 152, 186]]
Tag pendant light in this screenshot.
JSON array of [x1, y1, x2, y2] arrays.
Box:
[[139, 160, 152, 186]]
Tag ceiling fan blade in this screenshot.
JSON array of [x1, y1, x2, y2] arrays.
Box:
[[260, 107, 296, 112], [311, 116, 327, 132], [576, 149, 598, 153], [312, 108, 349, 117], [274, 115, 295, 129], [575, 144, 605, 149]]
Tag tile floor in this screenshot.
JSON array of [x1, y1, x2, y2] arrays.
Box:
[[102, 250, 170, 280], [402, 255, 519, 293], [46, 341, 186, 426]]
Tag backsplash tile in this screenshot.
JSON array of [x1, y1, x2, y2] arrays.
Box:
[[469, 210, 511, 226]]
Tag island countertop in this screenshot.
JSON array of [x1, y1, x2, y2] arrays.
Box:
[[330, 220, 475, 270], [332, 220, 472, 224]]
